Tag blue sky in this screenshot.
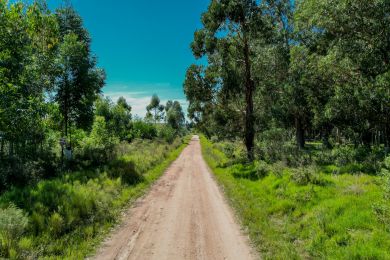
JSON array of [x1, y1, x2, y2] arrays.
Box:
[[50, 0, 209, 116]]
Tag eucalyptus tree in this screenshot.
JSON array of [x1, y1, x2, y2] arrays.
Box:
[[146, 94, 165, 124], [187, 0, 273, 160], [0, 1, 58, 158], [54, 7, 105, 141], [294, 0, 390, 146], [165, 100, 185, 130]]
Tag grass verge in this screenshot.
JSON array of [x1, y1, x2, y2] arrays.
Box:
[[200, 135, 390, 259], [0, 137, 190, 259]]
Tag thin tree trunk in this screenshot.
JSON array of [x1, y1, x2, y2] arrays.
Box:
[[0, 138, 4, 158], [243, 30, 255, 161], [295, 116, 305, 149], [322, 125, 332, 149]]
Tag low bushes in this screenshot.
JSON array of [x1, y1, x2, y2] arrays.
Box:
[[0, 137, 187, 259], [0, 204, 28, 258], [200, 135, 390, 259]]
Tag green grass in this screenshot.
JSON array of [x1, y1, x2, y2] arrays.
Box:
[[0, 137, 190, 259], [200, 135, 390, 259]]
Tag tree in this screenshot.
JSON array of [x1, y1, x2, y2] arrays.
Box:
[[95, 96, 132, 141], [294, 0, 390, 146], [54, 7, 105, 143], [188, 0, 271, 160], [146, 94, 164, 124], [0, 1, 57, 158], [165, 100, 185, 130]]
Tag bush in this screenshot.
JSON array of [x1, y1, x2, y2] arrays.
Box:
[[254, 160, 270, 178], [231, 162, 269, 181], [331, 145, 356, 166], [79, 116, 119, 165], [130, 120, 157, 140], [108, 159, 144, 185], [255, 128, 289, 163], [157, 125, 176, 143], [0, 204, 28, 258], [0, 153, 58, 193], [290, 167, 327, 186], [48, 212, 64, 237], [381, 156, 390, 199]]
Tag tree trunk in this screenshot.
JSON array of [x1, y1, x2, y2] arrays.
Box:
[[322, 125, 332, 149], [295, 116, 305, 149], [243, 31, 255, 161], [0, 138, 4, 158]]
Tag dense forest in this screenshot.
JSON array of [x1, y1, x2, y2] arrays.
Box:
[[0, 1, 186, 258], [185, 0, 390, 159], [185, 0, 390, 258]]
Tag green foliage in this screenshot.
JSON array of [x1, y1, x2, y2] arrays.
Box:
[[108, 159, 143, 185], [95, 96, 132, 141], [381, 156, 390, 199], [0, 204, 28, 258], [201, 135, 390, 259], [186, 0, 390, 157], [146, 94, 164, 123], [55, 7, 105, 135], [80, 116, 119, 165], [130, 120, 157, 140], [0, 137, 187, 258], [157, 125, 176, 144], [255, 128, 291, 163], [165, 100, 185, 130]]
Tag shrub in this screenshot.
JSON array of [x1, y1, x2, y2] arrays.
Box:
[[331, 145, 356, 166], [0, 204, 28, 258], [381, 156, 390, 199], [255, 128, 289, 163], [231, 162, 269, 181], [157, 125, 176, 143], [80, 116, 119, 165], [254, 160, 270, 178], [108, 159, 144, 185], [290, 167, 327, 186], [48, 212, 64, 237], [130, 120, 157, 140]]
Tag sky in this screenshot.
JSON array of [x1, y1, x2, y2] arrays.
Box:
[[49, 0, 210, 117]]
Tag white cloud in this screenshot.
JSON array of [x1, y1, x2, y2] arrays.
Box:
[[104, 91, 188, 118]]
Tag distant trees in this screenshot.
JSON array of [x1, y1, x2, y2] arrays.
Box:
[[0, 0, 186, 193], [146, 94, 165, 124], [95, 96, 132, 141], [165, 100, 185, 130], [145, 95, 185, 130], [185, 0, 390, 158]]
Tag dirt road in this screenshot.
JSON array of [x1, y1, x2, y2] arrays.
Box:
[[93, 136, 255, 260]]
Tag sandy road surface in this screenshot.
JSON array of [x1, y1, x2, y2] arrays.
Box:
[[93, 135, 255, 260]]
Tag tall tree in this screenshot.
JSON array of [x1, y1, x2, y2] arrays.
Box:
[[165, 100, 185, 130], [146, 94, 164, 124], [188, 0, 271, 160], [54, 7, 105, 141]]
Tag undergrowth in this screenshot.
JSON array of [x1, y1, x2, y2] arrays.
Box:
[[200, 135, 390, 259], [0, 137, 189, 259]]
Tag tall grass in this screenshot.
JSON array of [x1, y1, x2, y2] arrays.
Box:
[[0, 137, 189, 259], [200, 135, 390, 259]]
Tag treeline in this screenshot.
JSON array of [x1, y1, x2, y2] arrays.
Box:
[[184, 0, 390, 160], [0, 1, 185, 192]]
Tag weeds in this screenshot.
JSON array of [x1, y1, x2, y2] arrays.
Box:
[[200, 135, 390, 259], [0, 137, 188, 259]]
